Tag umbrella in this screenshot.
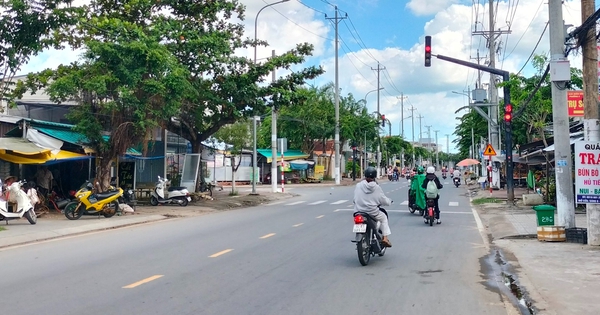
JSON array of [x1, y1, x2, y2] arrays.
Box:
[[456, 158, 481, 167]]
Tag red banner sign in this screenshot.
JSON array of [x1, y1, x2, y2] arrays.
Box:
[[567, 90, 584, 117]]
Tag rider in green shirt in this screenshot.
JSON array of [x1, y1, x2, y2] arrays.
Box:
[[409, 166, 427, 211]]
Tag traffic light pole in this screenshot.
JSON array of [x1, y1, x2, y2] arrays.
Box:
[[434, 54, 514, 204]]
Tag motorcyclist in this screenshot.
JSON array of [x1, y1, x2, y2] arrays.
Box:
[[353, 166, 393, 247], [422, 166, 443, 224], [409, 166, 426, 211], [453, 168, 461, 184]]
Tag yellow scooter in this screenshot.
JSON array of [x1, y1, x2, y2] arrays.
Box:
[[64, 181, 123, 220]]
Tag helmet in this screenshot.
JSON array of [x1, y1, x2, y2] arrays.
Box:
[[426, 166, 435, 174], [417, 166, 424, 174], [364, 166, 377, 179]]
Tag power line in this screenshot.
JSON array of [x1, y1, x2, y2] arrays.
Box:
[[267, 4, 333, 41], [516, 21, 548, 75], [295, 0, 326, 15], [504, 0, 544, 60]]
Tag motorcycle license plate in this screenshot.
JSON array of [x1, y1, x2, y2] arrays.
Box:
[[186, 197, 192, 202], [353, 224, 366, 233]]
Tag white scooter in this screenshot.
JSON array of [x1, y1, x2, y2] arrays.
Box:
[[150, 176, 191, 207], [0, 179, 37, 224]]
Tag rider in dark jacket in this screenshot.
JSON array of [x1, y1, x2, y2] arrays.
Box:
[[422, 166, 443, 224]]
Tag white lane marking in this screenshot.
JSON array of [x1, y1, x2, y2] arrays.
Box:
[[286, 201, 306, 206], [316, 215, 325, 219], [331, 199, 348, 205], [449, 202, 459, 207], [292, 223, 303, 227], [400, 200, 409, 205], [266, 201, 284, 206], [308, 200, 327, 205]]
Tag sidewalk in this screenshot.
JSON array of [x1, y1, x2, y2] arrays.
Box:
[[470, 185, 600, 315], [0, 189, 297, 249]]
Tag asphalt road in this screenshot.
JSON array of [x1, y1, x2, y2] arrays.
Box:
[[0, 177, 511, 315]]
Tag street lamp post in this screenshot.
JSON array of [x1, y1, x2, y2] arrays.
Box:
[[253, 0, 290, 195]]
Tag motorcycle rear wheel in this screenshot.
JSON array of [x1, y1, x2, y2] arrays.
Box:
[[25, 208, 37, 224], [103, 201, 118, 218], [357, 235, 371, 266], [178, 197, 189, 207], [64, 202, 83, 220]]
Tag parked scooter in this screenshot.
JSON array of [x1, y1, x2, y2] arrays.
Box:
[[150, 176, 191, 207], [64, 181, 123, 220], [0, 179, 37, 224]]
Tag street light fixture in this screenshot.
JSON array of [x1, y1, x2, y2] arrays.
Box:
[[252, 0, 290, 195]]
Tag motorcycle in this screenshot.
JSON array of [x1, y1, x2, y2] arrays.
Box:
[[423, 198, 438, 226], [352, 207, 389, 266], [0, 179, 36, 224], [150, 176, 191, 206], [442, 173, 447, 180], [64, 181, 123, 220], [453, 177, 461, 187], [408, 189, 426, 216]]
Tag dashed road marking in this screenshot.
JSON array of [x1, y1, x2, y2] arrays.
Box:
[[286, 201, 306, 206], [123, 275, 164, 289], [292, 223, 303, 227], [400, 200, 409, 205], [308, 200, 327, 205], [266, 201, 284, 206], [209, 249, 233, 258], [331, 199, 348, 205], [260, 233, 276, 239], [316, 215, 325, 219], [449, 202, 459, 207]]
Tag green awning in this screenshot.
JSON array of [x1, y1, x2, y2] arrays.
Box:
[[257, 149, 309, 163]]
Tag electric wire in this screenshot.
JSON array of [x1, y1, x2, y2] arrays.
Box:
[[516, 21, 548, 76], [504, 0, 544, 60], [265, 3, 333, 41]]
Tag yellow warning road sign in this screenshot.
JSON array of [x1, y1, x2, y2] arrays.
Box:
[[483, 144, 497, 156]]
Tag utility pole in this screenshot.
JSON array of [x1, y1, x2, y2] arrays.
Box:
[[581, 0, 600, 244], [270, 50, 278, 193], [326, 7, 347, 185], [434, 130, 439, 169], [372, 62, 385, 177], [418, 114, 424, 165], [548, 0, 575, 228], [409, 106, 417, 167], [425, 125, 432, 165], [445, 134, 450, 168], [472, 0, 510, 189]]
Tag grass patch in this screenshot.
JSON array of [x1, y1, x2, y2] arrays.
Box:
[[472, 197, 503, 205], [0, 226, 5, 232], [228, 190, 239, 196]]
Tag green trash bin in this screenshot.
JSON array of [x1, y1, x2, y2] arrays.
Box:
[[533, 204, 556, 226]]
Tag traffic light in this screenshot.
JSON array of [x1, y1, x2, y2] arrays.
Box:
[[504, 103, 512, 131], [381, 114, 386, 127], [424, 36, 431, 67]]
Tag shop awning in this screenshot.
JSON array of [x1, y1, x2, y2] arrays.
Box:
[[0, 149, 91, 165], [0, 138, 51, 155], [257, 149, 309, 163]]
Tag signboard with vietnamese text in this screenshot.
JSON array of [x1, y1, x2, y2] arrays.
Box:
[[567, 90, 584, 117], [574, 142, 600, 204]]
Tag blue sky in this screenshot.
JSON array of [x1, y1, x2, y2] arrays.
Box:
[[18, 0, 592, 153]]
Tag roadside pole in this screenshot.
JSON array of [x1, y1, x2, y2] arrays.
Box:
[[549, 0, 576, 228], [581, 0, 600, 245]]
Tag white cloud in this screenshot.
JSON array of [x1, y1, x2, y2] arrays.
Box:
[[406, 0, 461, 16]]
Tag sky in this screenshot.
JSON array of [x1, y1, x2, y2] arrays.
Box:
[[17, 0, 596, 153]]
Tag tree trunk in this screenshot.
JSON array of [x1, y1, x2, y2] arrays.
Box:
[[95, 157, 113, 192], [231, 156, 236, 194]]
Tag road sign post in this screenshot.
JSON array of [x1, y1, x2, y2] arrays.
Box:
[[482, 144, 497, 194]]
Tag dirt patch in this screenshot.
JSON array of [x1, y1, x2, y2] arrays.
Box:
[[37, 192, 297, 220]]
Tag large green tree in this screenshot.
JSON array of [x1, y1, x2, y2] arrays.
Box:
[[213, 121, 251, 194], [0, 0, 80, 107]]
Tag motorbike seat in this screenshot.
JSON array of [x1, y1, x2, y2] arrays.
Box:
[[167, 186, 187, 192], [95, 190, 121, 200]]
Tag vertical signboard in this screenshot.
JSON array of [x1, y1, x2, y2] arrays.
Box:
[[574, 142, 600, 204], [567, 90, 584, 117]]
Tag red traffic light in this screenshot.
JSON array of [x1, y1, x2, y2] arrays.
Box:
[[381, 114, 385, 120], [504, 113, 512, 121], [505, 104, 512, 113], [425, 46, 431, 52], [424, 36, 432, 67]]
